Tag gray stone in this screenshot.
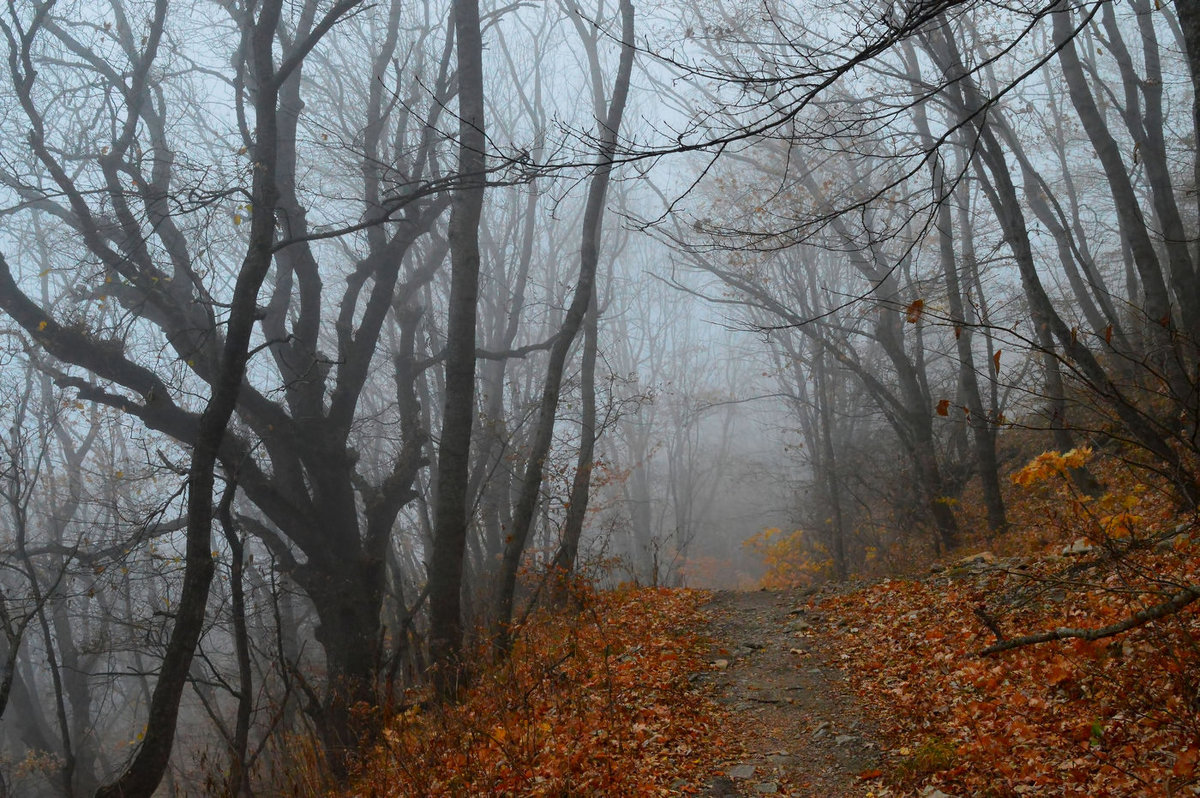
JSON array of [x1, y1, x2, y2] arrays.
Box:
[[728, 764, 756, 780], [1043, 588, 1068, 603], [1156, 531, 1193, 551], [703, 776, 738, 797], [748, 687, 783, 703], [1062, 538, 1094, 556], [753, 782, 779, 794], [956, 551, 996, 568]]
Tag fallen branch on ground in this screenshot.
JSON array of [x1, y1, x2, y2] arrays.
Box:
[[980, 584, 1200, 655]]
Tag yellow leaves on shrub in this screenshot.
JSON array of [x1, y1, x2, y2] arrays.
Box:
[[743, 527, 830, 589], [1009, 447, 1165, 547], [1100, 511, 1141, 538], [1011, 447, 1093, 487]]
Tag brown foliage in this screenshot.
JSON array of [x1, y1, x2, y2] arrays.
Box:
[[346, 587, 722, 796], [821, 451, 1200, 796]]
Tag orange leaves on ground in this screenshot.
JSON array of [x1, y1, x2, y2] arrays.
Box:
[[1175, 748, 1199, 779], [1042, 657, 1074, 687], [350, 587, 720, 796], [817, 452, 1200, 793], [820, 539, 1200, 796]]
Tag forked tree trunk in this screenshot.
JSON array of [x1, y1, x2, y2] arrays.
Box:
[[494, 0, 635, 653], [902, 51, 1008, 534]]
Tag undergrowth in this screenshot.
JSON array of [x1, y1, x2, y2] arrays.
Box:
[[819, 449, 1200, 796], [343, 586, 722, 796]]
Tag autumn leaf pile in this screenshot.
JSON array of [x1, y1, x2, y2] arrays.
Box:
[[349, 587, 721, 796], [818, 450, 1200, 796]]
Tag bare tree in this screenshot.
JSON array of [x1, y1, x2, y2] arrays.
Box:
[[494, 0, 635, 649]]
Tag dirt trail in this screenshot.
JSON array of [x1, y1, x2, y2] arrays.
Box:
[[691, 589, 885, 797]]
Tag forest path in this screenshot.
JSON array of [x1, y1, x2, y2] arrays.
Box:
[[692, 589, 885, 797]]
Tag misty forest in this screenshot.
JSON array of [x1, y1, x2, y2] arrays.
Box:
[[2, 0, 1200, 794]]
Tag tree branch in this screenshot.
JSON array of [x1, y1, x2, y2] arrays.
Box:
[[980, 584, 1200, 655]]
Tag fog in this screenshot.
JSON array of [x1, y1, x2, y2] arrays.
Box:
[[1, 0, 1196, 792]]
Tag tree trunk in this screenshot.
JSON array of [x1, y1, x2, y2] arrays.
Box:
[[1052, 2, 1189, 397], [1175, 0, 1200, 238], [216, 488, 252, 798], [944, 182, 1007, 533], [552, 296, 598, 590], [925, 24, 1105, 497], [95, 1, 287, 791], [813, 344, 848, 579], [494, 0, 635, 653], [427, 0, 488, 692], [933, 24, 1199, 505], [903, 55, 1007, 534]]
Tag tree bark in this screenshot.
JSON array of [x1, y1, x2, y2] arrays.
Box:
[[902, 47, 1007, 533], [1175, 0, 1200, 239], [552, 296, 599, 589], [94, 0, 286, 791], [428, 0, 488, 692]]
